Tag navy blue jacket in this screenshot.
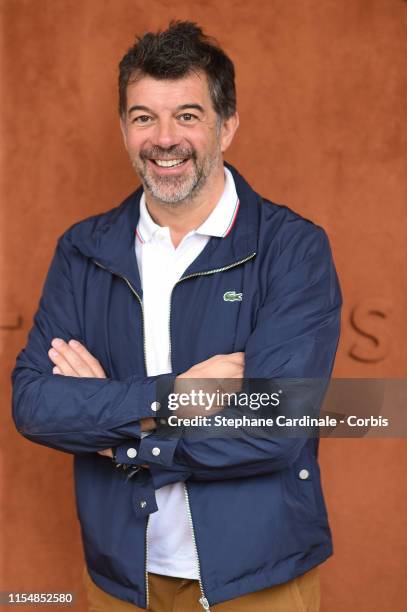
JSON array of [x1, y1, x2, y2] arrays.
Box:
[[12, 163, 342, 609]]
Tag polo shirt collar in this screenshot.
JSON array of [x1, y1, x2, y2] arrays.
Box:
[[136, 196, 161, 244], [136, 166, 239, 244]]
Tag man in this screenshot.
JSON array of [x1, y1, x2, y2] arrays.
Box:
[[12, 21, 342, 611]]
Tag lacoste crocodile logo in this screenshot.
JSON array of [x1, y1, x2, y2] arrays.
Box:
[[223, 291, 243, 302]]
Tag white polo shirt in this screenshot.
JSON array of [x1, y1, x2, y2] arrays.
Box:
[[135, 166, 239, 578]]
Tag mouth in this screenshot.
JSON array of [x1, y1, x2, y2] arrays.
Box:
[[147, 157, 191, 174]]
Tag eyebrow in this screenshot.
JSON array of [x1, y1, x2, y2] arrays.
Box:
[[128, 103, 205, 115]]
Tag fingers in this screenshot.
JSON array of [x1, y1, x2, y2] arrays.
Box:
[[140, 418, 157, 432], [49, 338, 106, 378], [226, 352, 245, 362], [49, 346, 78, 376], [211, 353, 244, 378], [224, 352, 245, 376], [49, 339, 94, 377], [66, 340, 106, 378], [179, 352, 245, 381], [210, 352, 244, 368], [97, 448, 113, 458]]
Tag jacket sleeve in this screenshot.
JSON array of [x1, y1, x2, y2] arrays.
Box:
[[11, 235, 175, 455], [115, 223, 342, 484]]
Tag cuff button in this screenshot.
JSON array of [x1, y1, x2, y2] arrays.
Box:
[[127, 448, 138, 459], [151, 447, 161, 457], [151, 401, 161, 412]]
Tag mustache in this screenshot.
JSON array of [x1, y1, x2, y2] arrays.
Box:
[[140, 146, 196, 161]]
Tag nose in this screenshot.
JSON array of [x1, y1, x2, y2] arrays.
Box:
[[152, 117, 181, 150]]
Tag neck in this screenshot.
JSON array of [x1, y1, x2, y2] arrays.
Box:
[[144, 163, 225, 248]]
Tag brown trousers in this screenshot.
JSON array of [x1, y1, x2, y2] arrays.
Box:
[[84, 566, 320, 611]]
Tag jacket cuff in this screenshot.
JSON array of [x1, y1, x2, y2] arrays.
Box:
[[131, 373, 177, 421], [115, 433, 179, 467], [115, 439, 142, 465], [137, 434, 179, 467]]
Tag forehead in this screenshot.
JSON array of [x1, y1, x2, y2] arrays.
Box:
[[125, 70, 213, 112]]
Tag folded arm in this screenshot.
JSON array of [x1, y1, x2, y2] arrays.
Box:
[[112, 224, 342, 484], [11, 236, 173, 454]]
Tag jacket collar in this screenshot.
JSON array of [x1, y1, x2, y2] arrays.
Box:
[[70, 162, 260, 294]]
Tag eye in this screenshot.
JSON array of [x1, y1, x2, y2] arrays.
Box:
[[132, 115, 152, 124], [178, 113, 197, 122]]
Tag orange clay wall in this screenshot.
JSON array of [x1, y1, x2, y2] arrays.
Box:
[[1, 1, 406, 610]]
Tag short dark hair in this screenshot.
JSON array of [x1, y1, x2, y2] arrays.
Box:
[[118, 21, 236, 121]]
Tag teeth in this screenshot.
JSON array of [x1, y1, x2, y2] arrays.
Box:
[[154, 159, 185, 167]]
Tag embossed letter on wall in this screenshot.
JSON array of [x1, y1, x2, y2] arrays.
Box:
[[349, 298, 392, 363], [0, 313, 23, 331]]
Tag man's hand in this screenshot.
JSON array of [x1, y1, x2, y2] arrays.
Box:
[[48, 338, 156, 459], [49, 338, 106, 378], [175, 352, 245, 417], [178, 352, 244, 380]]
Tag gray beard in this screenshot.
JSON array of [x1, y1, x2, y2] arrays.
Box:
[[132, 151, 220, 206]]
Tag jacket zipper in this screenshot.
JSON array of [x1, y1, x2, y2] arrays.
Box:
[[92, 259, 150, 608], [92, 260, 148, 374], [168, 251, 256, 611], [94, 251, 256, 611], [184, 484, 210, 610], [144, 516, 150, 609]]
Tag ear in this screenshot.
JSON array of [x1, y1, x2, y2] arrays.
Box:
[[220, 111, 240, 153], [119, 116, 128, 151]]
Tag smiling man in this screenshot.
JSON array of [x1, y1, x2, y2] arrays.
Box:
[[126, 77, 226, 206], [12, 21, 342, 611], [121, 57, 238, 250]]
